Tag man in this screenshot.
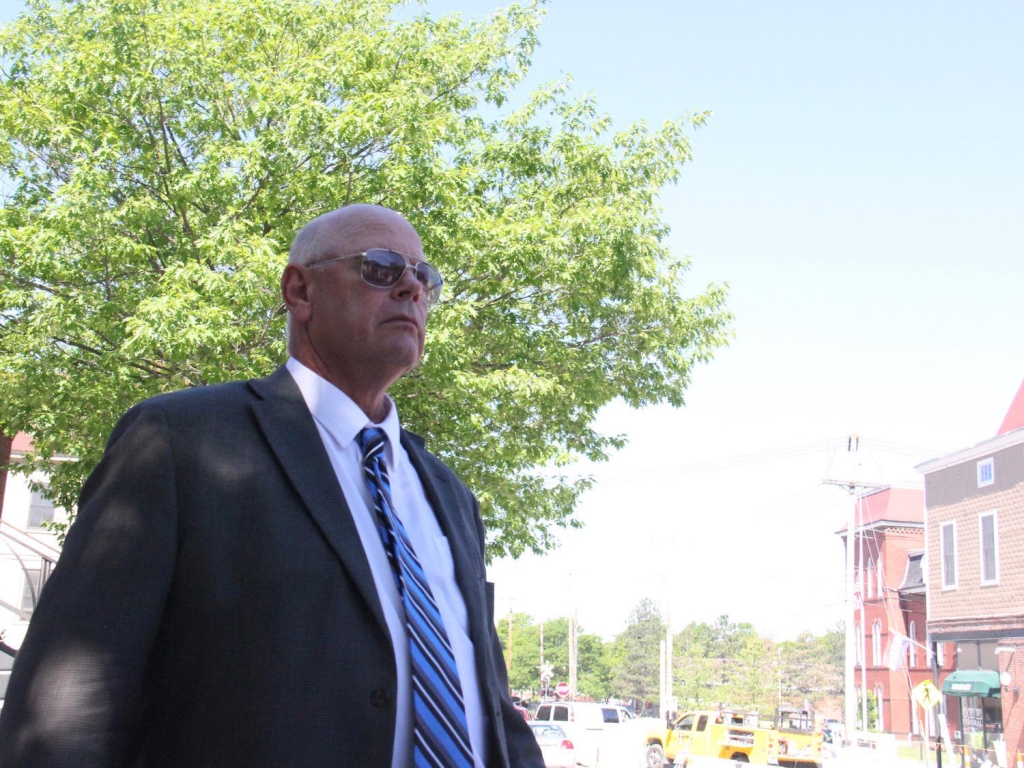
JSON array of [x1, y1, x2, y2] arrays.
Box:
[[0, 205, 543, 767]]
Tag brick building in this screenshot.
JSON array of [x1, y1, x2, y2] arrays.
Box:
[[838, 487, 954, 739], [918, 379, 1024, 768]]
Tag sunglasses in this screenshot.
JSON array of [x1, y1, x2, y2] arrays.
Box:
[[307, 249, 443, 307]]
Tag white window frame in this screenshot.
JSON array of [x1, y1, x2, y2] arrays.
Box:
[[28, 487, 56, 529], [874, 684, 885, 731], [977, 457, 994, 487], [909, 621, 918, 667], [979, 510, 999, 585], [21, 568, 43, 612], [855, 623, 862, 667], [872, 620, 882, 666], [867, 557, 875, 598], [940, 521, 957, 589], [937, 641, 945, 666]]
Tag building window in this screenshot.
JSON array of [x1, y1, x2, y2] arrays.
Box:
[[977, 457, 994, 487], [909, 622, 918, 667], [28, 489, 55, 528], [855, 623, 862, 667], [867, 557, 874, 598], [21, 569, 43, 612], [877, 557, 884, 597], [941, 521, 957, 589], [874, 685, 885, 731], [979, 512, 998, 584], [872, 620, 882, 666], [937, 642, 945, 666]]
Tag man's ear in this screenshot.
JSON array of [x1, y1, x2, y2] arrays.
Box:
[[281, 264, 313, 323]]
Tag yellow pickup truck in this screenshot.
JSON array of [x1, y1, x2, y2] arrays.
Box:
[[773, 706, 823, 768], [644, 709, 779, 767]]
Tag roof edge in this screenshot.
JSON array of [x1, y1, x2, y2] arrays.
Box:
[[916, 429, 1024, 474]]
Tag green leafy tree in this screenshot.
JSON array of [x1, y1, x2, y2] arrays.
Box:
[[0, 0, 730, 558], [497, 612, 541, 693], [778, 625, 844, 710], [496, 614, 610, 700], [611, 598, 665, 708], [728, 632, 776, 714], [674, 621, 718, 707], [709, 614, 758, 662], [576, 630, 612, 700]]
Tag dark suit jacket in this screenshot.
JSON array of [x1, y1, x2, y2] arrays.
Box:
[[0, 367, 542, 767]]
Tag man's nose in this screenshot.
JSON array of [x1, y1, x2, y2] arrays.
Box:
[[393, 265, 424, 301]]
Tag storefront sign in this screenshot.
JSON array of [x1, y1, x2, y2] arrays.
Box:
[[963, 705, 984, 733]]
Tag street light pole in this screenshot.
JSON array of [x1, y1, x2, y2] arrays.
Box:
[[507, 608, 513, 695]]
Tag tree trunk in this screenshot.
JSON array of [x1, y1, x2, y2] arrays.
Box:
[[0, 431, 11, 522]]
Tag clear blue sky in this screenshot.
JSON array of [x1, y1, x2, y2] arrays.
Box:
[[420, 0, 1024, 640], [2, 0, 1022, 640]]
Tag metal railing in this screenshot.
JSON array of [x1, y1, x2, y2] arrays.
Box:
[[0, 520, 61, 656]]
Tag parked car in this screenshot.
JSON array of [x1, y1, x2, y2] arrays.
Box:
[[534, 701, 628, 725], [533, 701, 626, 765], [514, 704, 531, 721], [529, 722, 576, 768]]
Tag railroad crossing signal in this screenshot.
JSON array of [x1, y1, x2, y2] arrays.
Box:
[[913, 679, 941, 710]]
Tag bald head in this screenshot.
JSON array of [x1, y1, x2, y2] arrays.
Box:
[[280, 204, 429, 420], [289, 205, 422, 267]]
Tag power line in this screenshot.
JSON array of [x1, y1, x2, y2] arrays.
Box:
[[595, 438, 847, 485]]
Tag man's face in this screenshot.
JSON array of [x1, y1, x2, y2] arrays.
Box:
[[303, 211, 429, 392]]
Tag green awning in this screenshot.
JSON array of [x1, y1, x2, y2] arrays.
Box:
[[942, 670, 1001, 698]]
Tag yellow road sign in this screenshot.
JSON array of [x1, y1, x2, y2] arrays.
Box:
[[913, 679, 941, 710]]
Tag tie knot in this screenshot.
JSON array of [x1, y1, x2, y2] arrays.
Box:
[[357, 427, 386, 459]]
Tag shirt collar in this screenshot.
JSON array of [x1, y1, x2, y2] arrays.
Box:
[[286, 358, 402, 456]]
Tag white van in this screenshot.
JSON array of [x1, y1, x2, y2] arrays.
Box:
[[533, 701, 625, 766]]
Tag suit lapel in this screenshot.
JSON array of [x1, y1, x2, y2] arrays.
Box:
[[248, 367, 389, 636]]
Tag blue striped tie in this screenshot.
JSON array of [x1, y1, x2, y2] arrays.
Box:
[[357, 428, 474, 768]]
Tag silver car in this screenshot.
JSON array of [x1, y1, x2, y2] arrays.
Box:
[[529, 722, 576, 768]]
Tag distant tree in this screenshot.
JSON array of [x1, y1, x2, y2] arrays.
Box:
[[728, 633, 777, 713], [576, 631, 612, 700], [709, 614, 758, 663], [0, 0, 731, 559], [674, 621, 718, 707], [779, 627, 845, 710], [611, 598, 665, 707], [497, 612, 540, 693], [496, 614, 610, 699], [822, 622, 845, 690]]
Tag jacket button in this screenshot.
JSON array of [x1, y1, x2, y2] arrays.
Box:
[[370, 689, 391, 708]]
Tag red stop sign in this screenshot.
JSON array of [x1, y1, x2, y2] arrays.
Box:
[[554, 682, 570, 698]]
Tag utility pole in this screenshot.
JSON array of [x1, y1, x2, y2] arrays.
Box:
[[507, 608, 513, 695], [824, 433, 883, 746], [660, 639, 667, 718], [539, 622, 545, 698], [778, 646, 783, 705], [568, 613, 578, 698], [666, 609, 673, 713]]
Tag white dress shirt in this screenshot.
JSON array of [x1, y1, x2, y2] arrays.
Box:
[[286, 359, 488, 767]]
